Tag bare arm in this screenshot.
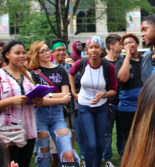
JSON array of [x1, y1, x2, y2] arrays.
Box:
[[91, 90, 116, 105], [0, 96, 28, 112], [42, 85, 71, 106], [117, 46, 131, 83], [51, 85, 69, 98]]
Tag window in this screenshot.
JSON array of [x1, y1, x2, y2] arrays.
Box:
[[141, 0, 155, 22], [76, 8, 96, 32], [76, 0, 96, 33], [107, 5, 126, 32]]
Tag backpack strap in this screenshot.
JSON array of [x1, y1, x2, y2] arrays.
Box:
[[71, 52, 78, 61], [79, 58, 88, 80], [102, 58, 110, 91]]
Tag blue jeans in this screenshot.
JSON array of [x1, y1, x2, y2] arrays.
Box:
[[74, 109, 85, 159], [78, 102, 109, 167], [35, 105, 79, 167], [103, 104, 125, 161]]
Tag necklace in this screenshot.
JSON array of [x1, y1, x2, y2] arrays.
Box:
[[89, 62, 101, 97]]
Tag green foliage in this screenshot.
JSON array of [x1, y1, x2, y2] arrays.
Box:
[[17, 12, 56, 50], [0, 0, 154, 43], [101, 0, 155, 32]]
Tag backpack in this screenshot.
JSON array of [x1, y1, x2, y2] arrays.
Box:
[[71, 52, 78, 61], [79, 58, 110, 91]]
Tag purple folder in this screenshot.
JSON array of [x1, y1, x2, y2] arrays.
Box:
[[26, 85, 56, 103]]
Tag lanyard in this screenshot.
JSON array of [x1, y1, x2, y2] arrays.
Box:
[[89, 64, 101, 97]]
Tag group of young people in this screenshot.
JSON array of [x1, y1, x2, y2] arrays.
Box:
[[0, 14, 155, 167]]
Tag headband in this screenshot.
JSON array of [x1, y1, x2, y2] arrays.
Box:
[[51, 42, 66, 51], [87, 36, 104, 49]]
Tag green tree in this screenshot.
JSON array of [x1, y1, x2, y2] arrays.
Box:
[[0, 0, 154, 46], [17, 12, 56, 50]]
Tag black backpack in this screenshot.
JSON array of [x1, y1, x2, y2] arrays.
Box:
[[71, 52, 78, 61], [79, 58, 110, 91]]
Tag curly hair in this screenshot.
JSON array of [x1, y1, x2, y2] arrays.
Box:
[[121, 33, 139, 46], [28, 40, 44, 71]]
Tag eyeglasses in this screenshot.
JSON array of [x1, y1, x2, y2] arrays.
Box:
[[54, 48, 66, 52], [38, 48, 51, 55]]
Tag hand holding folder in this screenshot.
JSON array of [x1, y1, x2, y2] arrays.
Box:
[[25, 85, 56, 103]]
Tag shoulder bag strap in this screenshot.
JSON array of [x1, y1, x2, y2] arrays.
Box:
[[33, 69, 60, 93]]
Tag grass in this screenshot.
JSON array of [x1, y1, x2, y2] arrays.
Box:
[[30, 124, 120, 167]]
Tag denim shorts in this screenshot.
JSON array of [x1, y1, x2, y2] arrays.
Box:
[[35, 105, 66, 132], [34, 105, 80, 166]]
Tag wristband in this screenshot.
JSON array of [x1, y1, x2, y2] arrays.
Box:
[[104, 92, 107, 99], [49, 93, 53, 98]]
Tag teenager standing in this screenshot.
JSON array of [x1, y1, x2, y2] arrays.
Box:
[[69, 36, 117, 167]]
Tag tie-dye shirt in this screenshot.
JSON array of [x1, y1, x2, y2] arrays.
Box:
[[0, 68, 37, 140]]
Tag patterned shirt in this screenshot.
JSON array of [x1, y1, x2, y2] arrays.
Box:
[[0, 68, 37, 139], [53, 61, 71, 74]]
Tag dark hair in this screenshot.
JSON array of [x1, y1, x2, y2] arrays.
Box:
[[1, 39, 35, 85], [142, 14, 155, 26], [2, 39, 25, 64], [106, 34, 121, 50], [121, 74, 155, 167], [84, 47, 88, 52], [100, 48, 108, 58], [50, 38, 66, 49], [0, 42, 5, 47], [121, 33, 139, 46], [0, 139, 9, 167]]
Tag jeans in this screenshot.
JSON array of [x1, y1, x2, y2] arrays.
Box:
[[78, 102, 109, 167], [103, 104, 125, 161], [35, 105, 80, 167], [74, 109, 85, 159]]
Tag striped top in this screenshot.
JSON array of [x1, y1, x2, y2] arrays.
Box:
[[0, 68, 37, 139]]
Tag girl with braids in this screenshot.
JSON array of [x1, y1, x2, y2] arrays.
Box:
[[0, 39, 43, 167]]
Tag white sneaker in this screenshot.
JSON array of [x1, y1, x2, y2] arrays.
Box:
[[105, 161, 115, 167]]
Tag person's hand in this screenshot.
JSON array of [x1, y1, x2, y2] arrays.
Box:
[[31, 98, 44, 108], [109, 104, 113, 114], [90, 92, 103, 105], [62, 93, 71, 104], [10, 161, 18, 167], [73, 94, 78, 102], [11, 96, 28, 105], [124, 45, 132, 58]]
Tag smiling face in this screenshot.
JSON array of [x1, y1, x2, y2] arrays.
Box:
[[123, 37, 139, 55], [141, 21, 155, 47], [6, 44, 26, 67], [88, 42, 102, 60], [52, 46, 66, 63], [37, 43, 51, 63]]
